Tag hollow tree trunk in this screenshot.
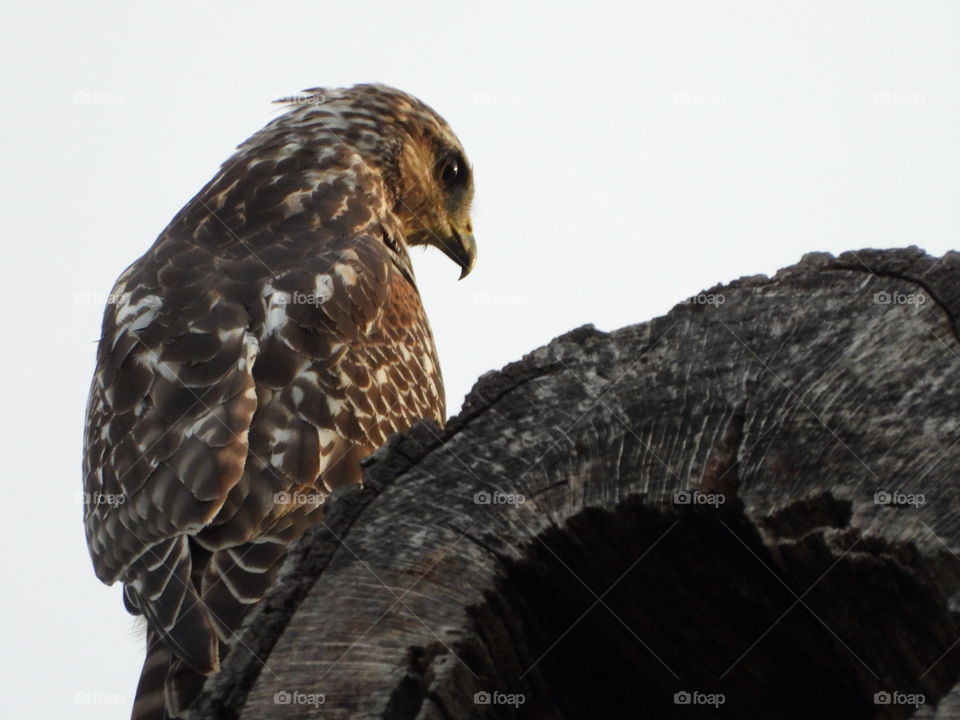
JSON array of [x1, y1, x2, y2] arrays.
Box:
[[190, 247, 960, 720]]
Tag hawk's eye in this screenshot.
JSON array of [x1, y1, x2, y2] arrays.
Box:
[[438, 152, 466, 190]]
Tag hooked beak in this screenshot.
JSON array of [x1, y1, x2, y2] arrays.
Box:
[[435, 225, 477, 280]]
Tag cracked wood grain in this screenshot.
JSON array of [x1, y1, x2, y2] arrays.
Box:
[[190, 247, 960, 720]]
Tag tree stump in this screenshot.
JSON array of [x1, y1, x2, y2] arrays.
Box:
[[191, 247, 960, 720]]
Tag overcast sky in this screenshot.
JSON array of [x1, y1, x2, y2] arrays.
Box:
[[1, 1, 957, 717]]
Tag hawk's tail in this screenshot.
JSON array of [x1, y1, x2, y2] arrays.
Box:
[[128, 536, 290, 719], [131, 632, 172, 720], [132, 631, 208, 720]]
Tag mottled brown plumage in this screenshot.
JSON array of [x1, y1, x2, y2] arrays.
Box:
[[81, 84, 476, 719]]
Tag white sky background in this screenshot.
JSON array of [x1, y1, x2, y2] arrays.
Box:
[[0, 1, 957, 717]]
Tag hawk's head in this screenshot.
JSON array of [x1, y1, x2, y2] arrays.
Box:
[[270, 84, 477, 279]]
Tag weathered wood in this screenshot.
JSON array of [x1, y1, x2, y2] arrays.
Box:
[[192, 247, 960, 719]]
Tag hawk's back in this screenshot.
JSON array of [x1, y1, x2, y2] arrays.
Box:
[[82, 83, 473, 719]]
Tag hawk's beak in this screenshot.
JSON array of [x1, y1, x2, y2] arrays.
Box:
[[437, 225, 477, 280]]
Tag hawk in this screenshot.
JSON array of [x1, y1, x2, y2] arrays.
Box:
[[82, 84, 476, 719]]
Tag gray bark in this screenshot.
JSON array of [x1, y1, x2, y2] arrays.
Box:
[[191, 247, 960, 720]]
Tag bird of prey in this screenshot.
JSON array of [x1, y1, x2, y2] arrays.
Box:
[[81, 84, 476, 719]]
